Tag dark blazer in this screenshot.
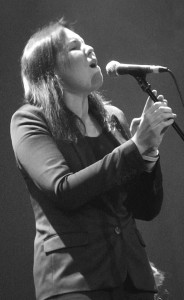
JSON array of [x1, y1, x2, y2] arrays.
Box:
[[10, 104, 163, 300]]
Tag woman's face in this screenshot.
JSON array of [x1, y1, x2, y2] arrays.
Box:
[[56, 28, 103, 94]]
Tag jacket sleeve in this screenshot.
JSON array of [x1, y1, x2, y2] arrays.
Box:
[[108, 104, 164, 221], [10, 105, 146, 211], [124, 161, 163, 220]]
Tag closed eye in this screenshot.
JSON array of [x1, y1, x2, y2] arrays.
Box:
[[70, 46, 77, 51], [68, 40, 82, 51], [69, 45, 78, 51], [68, 37, 85, 52]]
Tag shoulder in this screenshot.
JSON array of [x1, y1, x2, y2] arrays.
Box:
[[11, 104, 46, 129], [10, 104, 49, 149], [11, 103, 44, 120]]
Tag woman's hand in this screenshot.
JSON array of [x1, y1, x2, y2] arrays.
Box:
[[131, 90, 177, 155], [130, 90, 168, 137]]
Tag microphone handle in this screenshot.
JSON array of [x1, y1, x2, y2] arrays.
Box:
[[135, 76, 184, 142]]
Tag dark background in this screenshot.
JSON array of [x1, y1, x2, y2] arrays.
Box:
[[1, 1, 184, 299]]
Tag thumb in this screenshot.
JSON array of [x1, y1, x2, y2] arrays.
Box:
[[142, 90, 157, 115]]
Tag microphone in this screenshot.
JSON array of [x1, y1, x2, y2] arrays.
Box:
[[106, 60, 168, 77]]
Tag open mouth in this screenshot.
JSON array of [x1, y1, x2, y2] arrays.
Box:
[[90, 61, 97, 68]]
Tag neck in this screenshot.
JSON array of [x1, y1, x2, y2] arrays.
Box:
[[63, 90, 101, 137], [63, 91, 89, 122]]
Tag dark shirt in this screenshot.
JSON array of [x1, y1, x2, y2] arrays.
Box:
[[85, 131, 117, 160], [85, 131, 130, 224]]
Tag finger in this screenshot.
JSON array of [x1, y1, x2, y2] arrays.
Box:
[[161, 112, 177, 120], [152, 107, 176, 123], [160, 118, 175, 134], [162, 99, 168, 105], [147, 101, 167, 114], [130, 117, 142, 135], [142, 90, 161, 114], [153, 90, 168, 105], [154, 105, 176, 117], [152, 112, 177, 130], [156, 106, 172, 114], [131, 117, 142, 124], [142, 96, 154, 114], [157, 94, 164, 101], [152, 90, 157, 97]]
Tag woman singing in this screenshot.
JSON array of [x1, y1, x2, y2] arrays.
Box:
[[10, 18, 176, 300]]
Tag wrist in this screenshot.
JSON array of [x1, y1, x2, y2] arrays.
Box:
[[131, 136, 146, 155], [131, 137, 159, 162], [131, 136, 159, 156]]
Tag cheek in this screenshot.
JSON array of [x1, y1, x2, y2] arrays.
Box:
[[61, 63, 90, 88], [61, 71, 91, 91], [62, 69, 103, 92], [60, 58, 86, 81]]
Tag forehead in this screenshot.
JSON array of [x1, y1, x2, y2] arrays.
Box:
[[63, 28, 84, 43]]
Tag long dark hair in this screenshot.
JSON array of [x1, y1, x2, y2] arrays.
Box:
[[21, 18, 113, 142]]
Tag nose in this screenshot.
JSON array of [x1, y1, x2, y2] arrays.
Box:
[[84, 44, 94, 57]]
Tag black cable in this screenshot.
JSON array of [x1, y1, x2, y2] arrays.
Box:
[[166, 69, 184, 109]]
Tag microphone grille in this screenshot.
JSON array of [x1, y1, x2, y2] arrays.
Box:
[[106, 61, 119, 76]]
